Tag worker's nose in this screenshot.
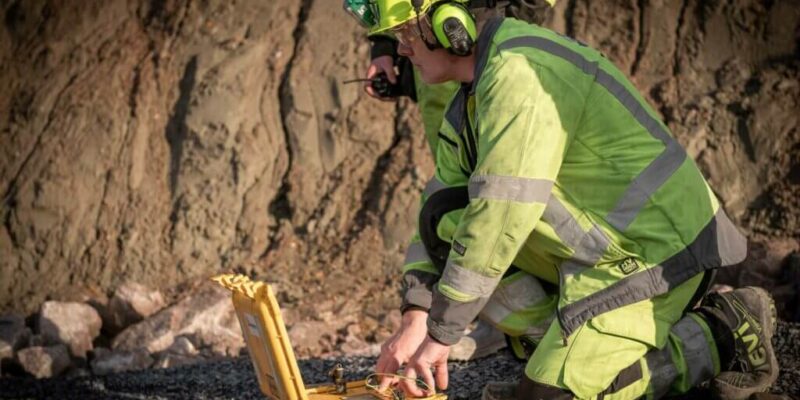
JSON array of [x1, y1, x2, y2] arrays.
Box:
[[397, 42, 414, 57]]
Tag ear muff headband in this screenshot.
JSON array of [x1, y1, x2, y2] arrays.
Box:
[[430, 2, 476, 56]]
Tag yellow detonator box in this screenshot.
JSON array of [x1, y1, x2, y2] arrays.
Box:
[[213, 274, 447, 400]]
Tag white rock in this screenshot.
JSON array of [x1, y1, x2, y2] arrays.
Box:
[[288, 320, 336, 356], [166, 336, 198, 356], [39, 301, 102, 358], [17, 345, 71, 378], [112, 282, 243, 357], [151, 335, 202, 369], [105, 282, 166, 334]]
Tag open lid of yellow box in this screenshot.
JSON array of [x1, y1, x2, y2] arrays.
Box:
[[213, 274, 446, 400]]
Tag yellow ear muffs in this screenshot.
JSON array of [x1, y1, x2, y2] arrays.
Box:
[[431, 2, 477, 56]]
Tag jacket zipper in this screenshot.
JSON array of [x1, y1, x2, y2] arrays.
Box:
[[556, 264, 569, 346], [464, 115, 478, 171]]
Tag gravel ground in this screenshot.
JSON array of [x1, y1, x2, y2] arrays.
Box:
[[1, 322, 798, 400]]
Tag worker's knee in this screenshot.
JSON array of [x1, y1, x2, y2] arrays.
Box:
[[516, 376, 574, 400]]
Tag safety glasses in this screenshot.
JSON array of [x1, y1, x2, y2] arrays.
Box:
[[391, 20, 419, 46], [343, 0, 379, 28], [392, 15, 437, 49]]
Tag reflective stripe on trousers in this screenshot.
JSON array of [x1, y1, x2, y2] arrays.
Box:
[[643, 313, 717, 397], [480, 271, 556, 340]]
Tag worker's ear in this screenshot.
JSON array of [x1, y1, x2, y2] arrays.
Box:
[[430, 2, 476, 56]]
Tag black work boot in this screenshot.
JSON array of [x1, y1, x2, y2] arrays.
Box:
[[481, 381, 516, 400], [696, 287, 779, 400]]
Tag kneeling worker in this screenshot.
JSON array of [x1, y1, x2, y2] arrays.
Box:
[[344, 1, 779, 399], [358, 0, 559, 362]]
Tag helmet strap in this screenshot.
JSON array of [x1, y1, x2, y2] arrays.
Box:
[[410, 0, 441, 50]]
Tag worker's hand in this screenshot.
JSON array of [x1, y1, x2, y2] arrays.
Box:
[[401, 335, 450, 397], [376, 309, 428, 391], [366, 55, 397, 101]]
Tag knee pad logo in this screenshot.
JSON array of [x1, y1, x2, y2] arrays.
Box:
[[618, 258, 640, 275]]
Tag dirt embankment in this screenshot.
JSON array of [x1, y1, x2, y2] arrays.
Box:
[[1, 0, 799, 341], [0, 0, 420, 318]]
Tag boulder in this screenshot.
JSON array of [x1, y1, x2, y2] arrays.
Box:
[[90, 347, 153, 375], [56, 284, 109, 309], [55, 285, 110, 328], [339, 323, 374, 356], [16, 345, 71, 378], [166, 336, 199, 356], [288, 320, 336, 356], [112, 282, 243, 357], [154, 336, 201, 369], [38, 301, 102, 358], [105, 282, 166, 334], [0, 314, 30, 362]]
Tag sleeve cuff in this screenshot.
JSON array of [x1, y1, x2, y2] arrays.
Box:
[[426, 285, 492, 346], [368, 35, 398, 60], [401, 279, 435, 311], [401, 269, 439, 311], [427, 317, 463, 345], [400, 304, 429, 315]]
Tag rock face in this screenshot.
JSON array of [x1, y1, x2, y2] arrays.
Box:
[[16, 345, 71, 378], [38, 301, 102, 358], [105, 282, 166, 334], [112, 282, 244, 357], [0, 0, 405, 318], [0, 0, 798, 334], [0, 0, 302, 312]]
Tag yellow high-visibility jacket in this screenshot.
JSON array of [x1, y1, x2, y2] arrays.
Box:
[[401, 17, 747, 345]]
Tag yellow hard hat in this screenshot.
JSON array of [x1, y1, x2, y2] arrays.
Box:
[[368, 0, 436, 34]]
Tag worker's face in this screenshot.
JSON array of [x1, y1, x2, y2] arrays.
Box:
[[393, 18, 453, 84]]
